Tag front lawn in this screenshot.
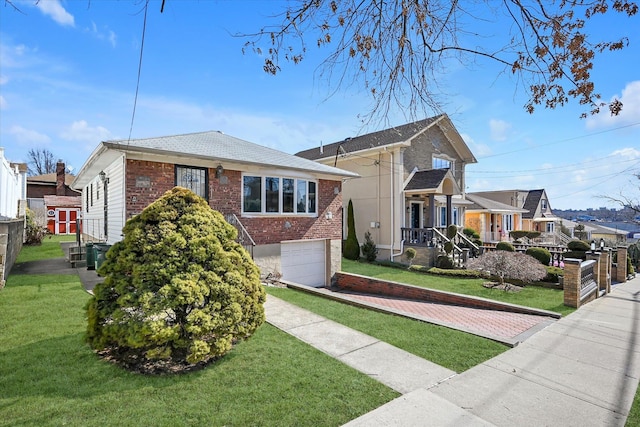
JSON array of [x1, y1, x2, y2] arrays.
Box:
[[0, 247, 397, 426], [16, 234, 76, 263], [342, 258, 574, 316], [265, 287, 507, 373]]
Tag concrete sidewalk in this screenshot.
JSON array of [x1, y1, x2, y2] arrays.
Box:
[[340, 275, 640, 426]]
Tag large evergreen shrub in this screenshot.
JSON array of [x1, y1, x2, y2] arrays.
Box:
[[343, 199, 360, 260], [85, 187, 266, 373]]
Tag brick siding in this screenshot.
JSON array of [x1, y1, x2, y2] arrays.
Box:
[[125, 159, 342, 246]]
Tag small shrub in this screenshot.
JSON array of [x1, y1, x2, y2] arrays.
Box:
[[24, 208, 48, 245], [567, 240, 590, 252], [343, 199, 360, 260], [543, 266, 564, 283], [496, 242, 515, 252], [446, 224, 458, 239], [628, 255, 635, 275], [427, 267, 485, 278], [360, 231, 378, 262], [463, 227, 480, 240], [526, 247, 551, 266], [467, 251, 547, 287], [436, 255, 454, 269], [404, 247, 417, 267]]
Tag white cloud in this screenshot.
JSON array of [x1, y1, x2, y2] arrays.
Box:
[[36, 0, 75, 27], [586, 80, 640, 129], [86, 21, 117, 48], [610, 147, 640, 160], [9, 125, 51, 144], [60, 120, 112, 143], [489, 119, 511, 142], [461, 133, 492, 157]]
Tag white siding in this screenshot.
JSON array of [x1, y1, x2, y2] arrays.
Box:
[[81, 155, 125, 243]]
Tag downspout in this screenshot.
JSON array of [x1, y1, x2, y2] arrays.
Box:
[[389, 149, 405, 260]]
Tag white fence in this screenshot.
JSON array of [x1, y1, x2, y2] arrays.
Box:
[[0, 148, 26, 219]]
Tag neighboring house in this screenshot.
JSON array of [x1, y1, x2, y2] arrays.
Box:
[[296, 114, 477, 262], [562, 219, 628, 245], [71, 130, 358, 287], [465, 193, 528, 243], [27, 164, 80, 198], [466, 189, 565, 244], [28, 162, 82, 235]]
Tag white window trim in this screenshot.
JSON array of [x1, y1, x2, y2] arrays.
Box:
[[432, 155, 455, 175], [241, 174, 318, 217]]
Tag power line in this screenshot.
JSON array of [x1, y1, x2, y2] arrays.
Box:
[[127, 0, 149, 143], [477, 122, 640, 160]]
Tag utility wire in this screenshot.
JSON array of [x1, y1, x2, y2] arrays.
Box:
[[127, 0, 149, 143]]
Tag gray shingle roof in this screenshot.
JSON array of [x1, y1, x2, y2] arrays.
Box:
[[296, 115, 444, 161], [404, 169, 449, 191], [466, 193, 529, 213], [522, 189, 544, 219], [104, 131, 357, 178]]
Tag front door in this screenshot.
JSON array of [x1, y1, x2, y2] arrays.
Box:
[[55, 208, 80, 234], [411, 203, 421, 229]]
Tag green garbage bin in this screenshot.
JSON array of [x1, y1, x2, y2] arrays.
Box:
[[85, 242, 95, 270], [94, 243, 112, 271]]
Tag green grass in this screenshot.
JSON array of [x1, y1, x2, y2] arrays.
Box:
[[16, 234, 76, 263], [342, 258, 575, 316], [0, 245, 398, 426], [265, 287, 507, 372]]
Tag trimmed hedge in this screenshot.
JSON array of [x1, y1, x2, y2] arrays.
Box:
[[426, 267, 485, 278], [496, 241, 515, 252], [567, 240, 590, 251], [543, 266, 563, 283], [526, 247, 551, 266]]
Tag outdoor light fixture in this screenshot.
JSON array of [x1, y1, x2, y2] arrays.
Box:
[[590, 240, 596, 251], [600, 238, 605, 250], [215, 164, 224, 179], [98, 170, 108, 184]]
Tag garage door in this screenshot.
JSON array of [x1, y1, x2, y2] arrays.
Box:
[[281, 239, 326, 287]]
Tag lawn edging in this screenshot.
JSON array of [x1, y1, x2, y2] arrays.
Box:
[[330, 271, 562, 319]]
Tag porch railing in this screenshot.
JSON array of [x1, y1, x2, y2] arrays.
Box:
[[400, 227, 480, 266], [225, 214, 255, 259]]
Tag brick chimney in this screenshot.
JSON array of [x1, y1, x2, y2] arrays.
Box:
[[56, 161, 65, 196]]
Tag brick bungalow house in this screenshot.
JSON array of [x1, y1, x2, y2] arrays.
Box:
[[71, 130, 358, 287]]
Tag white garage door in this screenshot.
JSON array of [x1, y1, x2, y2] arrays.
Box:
[[281, 239, 326, 287]]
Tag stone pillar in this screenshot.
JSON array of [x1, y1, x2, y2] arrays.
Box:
[[616, 246, 628, 283], [563, 258, 581, 308], [600, 249, 611, 294], [586, 252, 601, 297]]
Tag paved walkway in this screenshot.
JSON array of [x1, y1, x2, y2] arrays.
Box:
[[319, 289, 556, 346], [340, 275, 640, 426]]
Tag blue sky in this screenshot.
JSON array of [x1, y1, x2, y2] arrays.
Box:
[[1, 0, 639, 210]]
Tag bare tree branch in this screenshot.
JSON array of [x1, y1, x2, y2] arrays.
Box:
[[239, 0, 637, 123]]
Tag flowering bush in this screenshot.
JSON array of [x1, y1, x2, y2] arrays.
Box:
[[467, 251, 547, 287]]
